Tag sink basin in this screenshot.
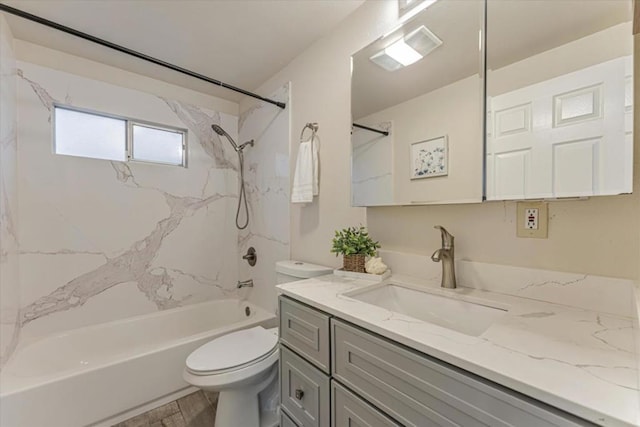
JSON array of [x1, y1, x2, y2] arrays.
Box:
[[345, 283, 507, 337]]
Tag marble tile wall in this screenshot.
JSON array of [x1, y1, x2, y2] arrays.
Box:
[[0, 16, 20, 368], [238, 84, 290, 313], [15, 61, 243, 340]]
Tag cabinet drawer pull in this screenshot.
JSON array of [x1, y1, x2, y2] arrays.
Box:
[[295, 389, 305, 400]]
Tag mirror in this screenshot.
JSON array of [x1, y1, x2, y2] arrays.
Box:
[[485, 0, 634, 200], [351, 0, 485, 206]]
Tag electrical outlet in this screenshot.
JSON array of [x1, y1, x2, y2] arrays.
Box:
[[517, 202, 548, 238], [525, 208, 538, 230]]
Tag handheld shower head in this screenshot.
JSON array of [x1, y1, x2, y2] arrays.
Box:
[[211, 124, 239, 151], [211, 123, 253, 230]]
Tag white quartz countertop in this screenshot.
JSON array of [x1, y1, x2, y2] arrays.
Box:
[[277, 274, 639, 427]]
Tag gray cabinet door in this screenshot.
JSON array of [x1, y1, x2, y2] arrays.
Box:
[[282, 410, 300, 427], [332, 381, 400, 427], [280, 345, 330, 427], [332, 319, 594, 427], [280, 296, 331, 373]]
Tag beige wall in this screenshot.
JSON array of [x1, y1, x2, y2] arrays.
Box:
[[245, 1, 401, 268], [254, 1, 640, 279], [359, 74, 483, 205], [369, 35, 640, 280], [489, 23, 631, 96]]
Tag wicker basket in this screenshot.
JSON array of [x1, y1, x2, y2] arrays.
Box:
[[343, 254, 366, 273]]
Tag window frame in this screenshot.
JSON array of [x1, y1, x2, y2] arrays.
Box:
[[52, 103, 188, 168], [128, 120, 188, 167]]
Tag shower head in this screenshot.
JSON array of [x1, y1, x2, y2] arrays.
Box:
[[238, 140, 254, 151], [211, 124, 239, 151], [211, 124, 225, 136], [211, 124, 254, 153]]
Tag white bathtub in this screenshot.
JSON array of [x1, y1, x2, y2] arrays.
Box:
[[0, 299, 275, 427]]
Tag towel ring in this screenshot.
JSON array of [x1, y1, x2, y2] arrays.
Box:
[[300, 122, 318, 143]]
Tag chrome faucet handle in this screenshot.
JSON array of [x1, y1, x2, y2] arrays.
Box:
[[434, 225, 454, 249]]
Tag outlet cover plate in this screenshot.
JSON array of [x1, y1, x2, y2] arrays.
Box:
[[517, 202, 548, 238]]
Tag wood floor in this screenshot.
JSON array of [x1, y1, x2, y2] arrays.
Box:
[[112, 391, 218, 427]]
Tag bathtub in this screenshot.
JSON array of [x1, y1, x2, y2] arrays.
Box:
[[0, 299, 275, 427]]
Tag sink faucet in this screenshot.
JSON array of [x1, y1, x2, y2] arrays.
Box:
[[431, 225, 456, 289]]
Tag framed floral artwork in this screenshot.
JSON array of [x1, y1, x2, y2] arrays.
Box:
[[410, 136, 448, 179]]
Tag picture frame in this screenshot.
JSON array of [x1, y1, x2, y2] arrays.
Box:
[[410, 136, 448, 179]]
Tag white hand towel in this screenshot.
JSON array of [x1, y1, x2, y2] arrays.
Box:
[[291, 140, 314, 203], [312, 136, 319, 196]]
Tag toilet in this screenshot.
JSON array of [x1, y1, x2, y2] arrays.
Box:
[[183, 260, 333, 427]]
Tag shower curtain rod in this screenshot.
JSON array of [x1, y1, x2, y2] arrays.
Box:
[[352, 123, 389, 136], [0, 4, 286, 110]]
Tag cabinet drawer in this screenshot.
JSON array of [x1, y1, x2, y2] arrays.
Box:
[[281, 410, 299, 427], [332, 380, 400, 427], [332, 319, 593, 427], [279, 296, 331, 373], [280, 345, 330, 427]]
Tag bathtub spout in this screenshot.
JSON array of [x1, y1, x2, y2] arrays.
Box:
[[237, 279, 254, 288]]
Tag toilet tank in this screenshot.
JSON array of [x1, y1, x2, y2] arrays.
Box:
[[275, 260, 333, 284]]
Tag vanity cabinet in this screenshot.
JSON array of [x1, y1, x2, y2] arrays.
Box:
[[279, 297, 332, 427], [331, 381, 399, 427], [282, 411, 300, 427], [279, 296, 331, 373], [280, 345, 330, 427], [278, 295, 595, 427]]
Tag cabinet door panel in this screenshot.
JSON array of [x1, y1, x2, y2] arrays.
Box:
[[332, 380, 400, 427], [280, 296, 331, 373], [282, 410, 300, 427], [332, 319, 593, 427], [280, 345, 330, 427]]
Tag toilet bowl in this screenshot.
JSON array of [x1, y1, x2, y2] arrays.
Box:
[[183, 260, 334, 427], [183, 326, 279, 427]]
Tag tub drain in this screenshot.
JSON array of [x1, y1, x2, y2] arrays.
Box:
[[245, 306, 251, 316]]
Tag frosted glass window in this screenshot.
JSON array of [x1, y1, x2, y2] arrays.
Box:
[[131, 124, 185, 166], [54, 107, 126, 161]]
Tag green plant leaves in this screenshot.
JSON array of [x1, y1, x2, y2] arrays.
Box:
[[330, 226, 381, 257]]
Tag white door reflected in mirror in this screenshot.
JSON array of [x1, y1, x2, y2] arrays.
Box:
[[486, 0, 633, 200]]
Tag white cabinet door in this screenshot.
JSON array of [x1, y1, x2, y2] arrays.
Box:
[[487, 56, 632, 199]]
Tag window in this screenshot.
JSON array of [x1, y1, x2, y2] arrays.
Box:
[[131, 124, 184, 166], [53, 105, 187, 167], [54, 107, 127, 161]]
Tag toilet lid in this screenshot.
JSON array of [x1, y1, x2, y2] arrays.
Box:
[[186, 326, 278, 373]]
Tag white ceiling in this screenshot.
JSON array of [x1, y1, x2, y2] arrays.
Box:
[[1, 0, 365, 103]]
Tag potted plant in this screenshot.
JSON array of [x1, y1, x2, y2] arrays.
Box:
[[330, 226, 381, 273]]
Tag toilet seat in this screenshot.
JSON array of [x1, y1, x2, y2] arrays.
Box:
[[183, 325, 280, 415], [185, 326, 278, 376], [186, 345, 278, 376]]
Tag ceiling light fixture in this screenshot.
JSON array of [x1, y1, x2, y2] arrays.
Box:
[[405, 25, 443, 57], [369, 25, 442, 72], [385, 39, 423, 66]]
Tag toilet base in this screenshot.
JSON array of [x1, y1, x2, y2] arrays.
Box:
[[259, 409, 279, 427], [215, 389, 259, 427], [213, 364, 278, 427]]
